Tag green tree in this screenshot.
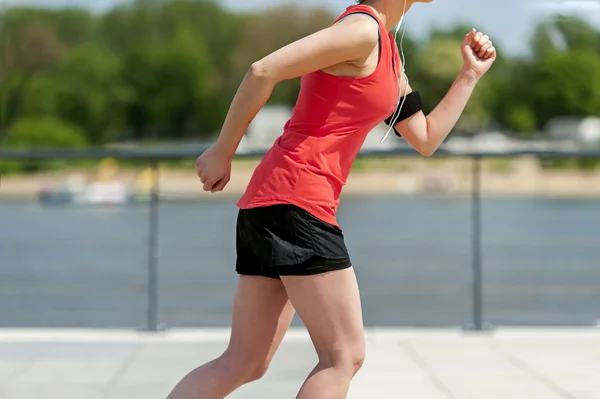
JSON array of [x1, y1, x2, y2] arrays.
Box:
[[0, 117, 89, 173], [526, 15, 600, 129], [531, 49, 600, 126], [232, 5, 334, 106], [120, 26, 215, 140], [21, 44, 133, 144], [0, 19, 65, 138], [97, 0, 239, 140], [486, 58, 539, 135], [531, 15, 600, 57], [6, 117, 88, 149]]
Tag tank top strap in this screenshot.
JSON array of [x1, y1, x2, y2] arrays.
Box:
[[334, 5, 384, 28], [334, 4, 385, 28], [340, 6, 388, 34], [334, 4, 394, 64], [333, 5, 394, 75]]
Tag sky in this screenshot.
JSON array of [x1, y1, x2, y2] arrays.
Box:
[[2, 0, 600, 55]]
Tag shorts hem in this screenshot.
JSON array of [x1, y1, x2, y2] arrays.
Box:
[[236, 269, 281, 280], [275, 258, 352, 277], [236, 258, 352, 279]]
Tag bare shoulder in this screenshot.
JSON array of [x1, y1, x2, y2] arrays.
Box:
[[333, 12, 380, 48], [251, 10, 381, 83]]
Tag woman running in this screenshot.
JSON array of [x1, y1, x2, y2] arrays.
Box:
[[168, 0, 496, 397]]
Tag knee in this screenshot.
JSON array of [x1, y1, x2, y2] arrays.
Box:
[[318, 341, 366, 376], [348, 345, 366, 375], [220, 349, 271, 384], [245, 362, 269, 383]]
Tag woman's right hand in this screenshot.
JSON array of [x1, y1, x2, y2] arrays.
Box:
[[195, 144, 232, 193]]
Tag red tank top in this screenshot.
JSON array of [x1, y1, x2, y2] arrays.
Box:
[[237, 5, 401, 228]]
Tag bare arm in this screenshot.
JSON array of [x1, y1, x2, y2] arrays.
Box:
[[394, 29, 496, 156], [393, 68, 479, 156], [213, 16, 379, 158]]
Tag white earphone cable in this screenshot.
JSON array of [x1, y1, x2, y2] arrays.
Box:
[[381, 0, 409, 144]]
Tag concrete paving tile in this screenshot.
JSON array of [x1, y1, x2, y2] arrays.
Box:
[[228, 380, 302, 399], [489, 340, 598, 398], [13, 359, 124, 384], [136, 342, 225, 360], [2, 382, 104, 399], [364, 341, 421, 370], [103, 383, 174, 399], [260, 342, 318, 381], [44, 343, 139, 359], [116, 360, 199, 386], [0, 328, 597, 399], [349, 372, 447, 399], [0, 360, 30, 383], [0, 343, 45, 359]]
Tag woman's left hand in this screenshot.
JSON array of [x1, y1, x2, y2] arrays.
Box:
[[461, 28, 496, 79]]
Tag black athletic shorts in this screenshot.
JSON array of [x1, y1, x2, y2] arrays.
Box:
[[235, 204, 352, 279]]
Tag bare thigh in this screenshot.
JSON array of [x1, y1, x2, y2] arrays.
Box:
[[225, 275, 296, 374], [280, 268, 364, 365]]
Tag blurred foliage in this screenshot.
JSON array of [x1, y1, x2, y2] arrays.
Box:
[[6, 117, 87, 148], [0, 116, 88, 173], [0, 0, 599, 149]]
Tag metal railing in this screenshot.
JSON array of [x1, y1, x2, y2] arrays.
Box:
[[2, 145, 600, 332]]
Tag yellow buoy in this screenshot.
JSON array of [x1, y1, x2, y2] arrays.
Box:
[[135, 168, 155, 193], [97, 158, 119, 182]]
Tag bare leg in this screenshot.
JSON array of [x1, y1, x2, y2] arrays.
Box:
[[167, 275, 295, 399], [280, 267, 365, 399]]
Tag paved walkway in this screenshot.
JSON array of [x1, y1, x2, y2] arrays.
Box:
[[0, 328, 598, 399]]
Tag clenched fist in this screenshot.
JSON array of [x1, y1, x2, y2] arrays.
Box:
[[461, 28, 496, 79], [195, 145, 232, 193]]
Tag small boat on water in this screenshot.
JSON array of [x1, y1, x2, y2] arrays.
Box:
[[38, 176, 134, 205], [37, 159, 153, 206]]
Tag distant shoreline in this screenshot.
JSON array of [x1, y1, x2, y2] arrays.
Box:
[[1, 157, 600, 199]]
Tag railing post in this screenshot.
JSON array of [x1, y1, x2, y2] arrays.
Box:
[[147, 161, 160, 332], [463, 154, 492, 332], [471, 155, 483, 331]]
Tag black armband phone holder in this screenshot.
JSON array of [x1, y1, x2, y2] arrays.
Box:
[[384, 91, 423, 137]]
